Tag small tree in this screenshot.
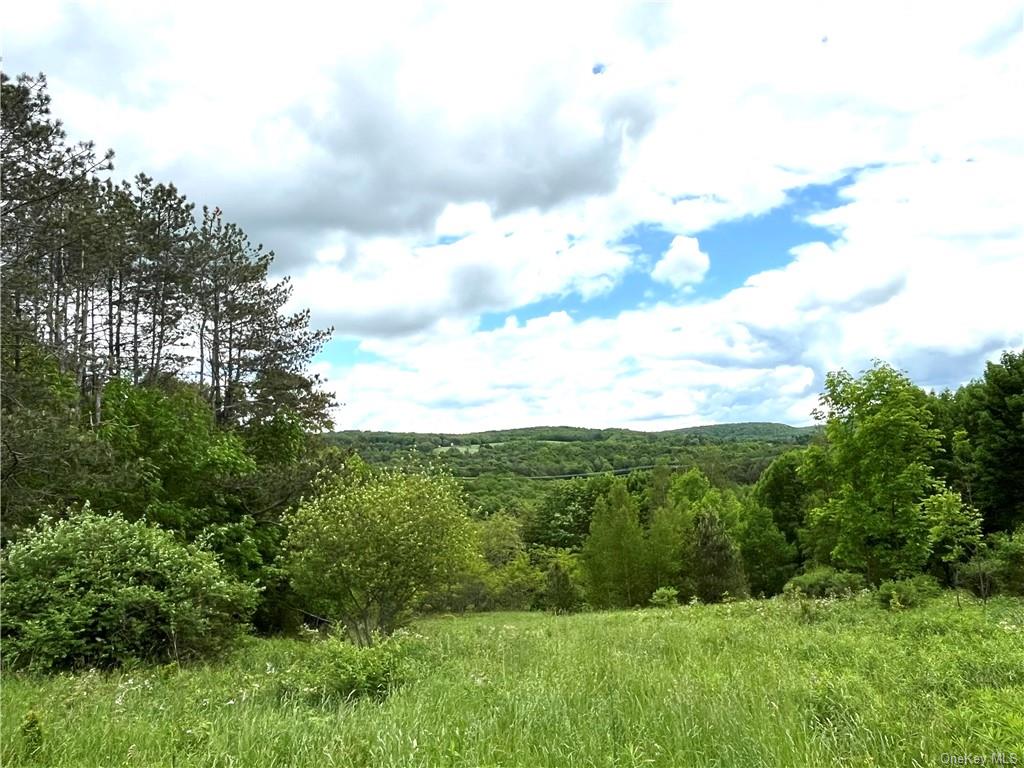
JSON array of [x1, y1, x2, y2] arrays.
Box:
[[924, 488, 983, 586], [645, 502, 690, 597], [737, 499, 797, 597], [803, 363, 941, 582], [692, 507, 748, 603], [582, 480, 648, 608], [284, 462, 475, 645], [541, 551, 585, 614]]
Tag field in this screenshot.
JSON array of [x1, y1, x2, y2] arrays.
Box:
[[3, 595, 1022, 768]]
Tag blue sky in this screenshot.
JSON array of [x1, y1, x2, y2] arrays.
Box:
[[6, 2, 1021, 432]]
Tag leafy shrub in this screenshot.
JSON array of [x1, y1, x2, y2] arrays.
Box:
[[649, 586, 679, 608], [274, 633, 425, 705], [285, 462, 476, 645], [783, 567, 866, 598], [488, 553, 545, 610], [0, 509, 258, 671], [876, 575, 941, 609], [989, 527, 1024, 596], [959, 527, 1024, 600], [533, 547, 585, 614]]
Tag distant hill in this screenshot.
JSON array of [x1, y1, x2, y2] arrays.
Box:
[[323, 422, 819, 514], [328, 421, 815, 444]]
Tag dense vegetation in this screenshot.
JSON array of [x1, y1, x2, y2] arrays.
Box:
[[3, 596, 1021, 767], [325, 422, 817, 514]]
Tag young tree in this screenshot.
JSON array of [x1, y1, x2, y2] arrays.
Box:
[[803, 362, 942, 582], [691, 504, 748, 603], [737, 499, 797, 597], [524, 474, 614, 550], [284, 462, 476, 645], [753, 449, 809, 546], [924, 488, 982, 586], [582, 480, 648, 608], [645, 501, 690, 596]]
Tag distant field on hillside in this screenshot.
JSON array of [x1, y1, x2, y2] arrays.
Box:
[[4, 595, 1021, 767]]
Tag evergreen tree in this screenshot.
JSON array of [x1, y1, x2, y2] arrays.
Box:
[[692, 507, 748, 603]]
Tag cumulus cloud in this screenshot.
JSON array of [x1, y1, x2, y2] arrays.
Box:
[[651, 236, 710, 289]]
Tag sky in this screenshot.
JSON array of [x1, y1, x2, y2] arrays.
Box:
[[4, 2, 1022, 432]]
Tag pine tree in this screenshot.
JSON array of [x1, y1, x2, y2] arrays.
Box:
[[692, 507, 748, 603]]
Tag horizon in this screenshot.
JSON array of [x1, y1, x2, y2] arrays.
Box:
[[6, 3, 1022, 432]]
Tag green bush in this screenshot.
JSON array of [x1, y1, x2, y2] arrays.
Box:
[[649, 586, 679, 608], [783, 567, 866, 598], [0, 509, 258, 671], [275, 633, 425, 705], [989, 527, 1024, 596], [876, 575, 941, 609], [959, 527, 1024, 600]]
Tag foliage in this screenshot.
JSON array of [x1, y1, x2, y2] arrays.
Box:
[[876, 575, 941, 609], [284, 462, 476, 644], [94, 379, 256, 523], [644, 500, 691, 598], [487, 553, 546, 611], [274, 633, 425, 705], [0, 509, 257, 671], [691, 506, 748, 603], [478, 511, 527, 568], [649, 586, 679, 608], [924, 488, 983, 584], [737, 499, 798, 596], [783, 567, 866, 599], [955, 350, 1024, 532], [533, 547, 585, 613], [524, 474, 614, 550], [327, 424, 816, 515], [754, 449, 809, 545], [802, 362, 942, 582], [581, 480, 649, 607], [987, 527, 1024, 596]]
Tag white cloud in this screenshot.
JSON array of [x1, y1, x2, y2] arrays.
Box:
[[651, 236, 710, 289]]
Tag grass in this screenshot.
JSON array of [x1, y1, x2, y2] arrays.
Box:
[[2, 594, 1022, 767]]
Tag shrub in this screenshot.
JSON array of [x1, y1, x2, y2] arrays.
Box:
[[284, 461, 476, 645], [989, 527, 1024, 596], [533, 547, 585, 614], [958, 528, 1024, 600], [488, 553, 545, 610], [783, 567, 866, 599], [0, 509, 258, 671], [274, 633, 425, 705], [876, 575, 941, 609], [649, 586, 679, 608]]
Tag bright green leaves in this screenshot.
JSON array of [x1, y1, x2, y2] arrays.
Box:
[[284, 462, 476, 645]]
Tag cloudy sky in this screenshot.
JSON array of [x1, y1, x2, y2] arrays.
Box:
[[5, 2, 1022, 432]]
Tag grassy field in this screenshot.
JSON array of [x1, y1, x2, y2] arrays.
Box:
[[2, 594, 1022, 767]]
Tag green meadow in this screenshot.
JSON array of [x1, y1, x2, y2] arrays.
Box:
[[4, 594, 1022, 768]]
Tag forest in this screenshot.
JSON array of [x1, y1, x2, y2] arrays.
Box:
[[2, 71, 1023, 766]]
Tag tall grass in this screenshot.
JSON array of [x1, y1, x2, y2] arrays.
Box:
[[2, 594, 1022, 767]]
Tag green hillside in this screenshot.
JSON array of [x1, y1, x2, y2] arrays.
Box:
[[324, 422, 819, 514]]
